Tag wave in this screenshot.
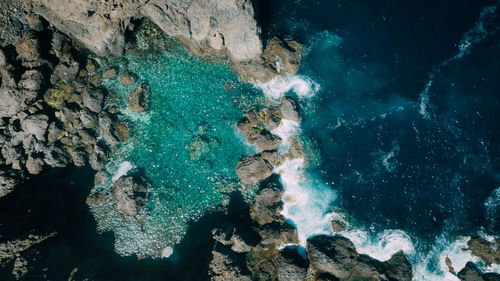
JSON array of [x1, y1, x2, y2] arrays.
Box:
[[112, 161, 134, 181], [255, 75, 320, 99]]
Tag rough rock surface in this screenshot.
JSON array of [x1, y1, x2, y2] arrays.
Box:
[[279, 97, 300, 123], [466, 236, 500, 265], [110, 175, 149, 217], [208, 245, 252, 281], [236, 155, 273, 184], [277, 246, 308, 281], [128, 84, 149, 112], [458, 262, 500, 281], [306, 235, 413, 281], [249, 175, 285, 225], [99, 113, 130, 145]]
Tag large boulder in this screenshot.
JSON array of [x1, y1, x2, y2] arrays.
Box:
[[128, 84, 149, 113], [306, 235, 413, 281], [110, 175, 149, 217], [0, 88, 38, 118], [21, 114, 49, 141], [81, 89, 104, 113], [98, 113, 130, 145], [208, 244, 252, 281], [236, 155, 273, 184], [277, 246, 308, 281], [467, 236, 500, 265], [249, 175, 284, 225], [279, 97, 300, 123]]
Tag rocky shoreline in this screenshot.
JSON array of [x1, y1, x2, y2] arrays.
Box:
[[1, 0, 499, 280]]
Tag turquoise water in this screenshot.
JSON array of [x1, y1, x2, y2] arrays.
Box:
[[89, 37, 265, 257]]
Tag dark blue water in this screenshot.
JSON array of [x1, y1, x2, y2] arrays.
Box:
[[257, 0, 500, 266]]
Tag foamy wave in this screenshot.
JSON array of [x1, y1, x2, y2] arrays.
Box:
[[343, 229, 415, 262], [255, 75, 320, 99], [275, 158, 337, 245], [271, 119, 301, 155], [112, 161, 134, 181]]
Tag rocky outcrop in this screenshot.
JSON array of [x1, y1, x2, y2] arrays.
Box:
[[458, 262, 500, 281], [98, 112, 130, 145], [110, 175, 149, 217], [466, 236, 500, 265], [236, 155, 273, 184], [249, 175, 285, 226], [279, 97, 300, 123], [277, 246, 308, 281], [128, 84, 149, 113], [306, 235, 413, 281]]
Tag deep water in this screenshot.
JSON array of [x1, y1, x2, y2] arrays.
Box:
[[255, 0, 500, 279]]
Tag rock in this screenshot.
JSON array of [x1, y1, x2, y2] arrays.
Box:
[[445, 256, 455, 273], [279, 97, 300, 122], [0, 232, 57, 262], [47, 122, 63, 143], [0, 48, 6, 66], [306, 235, 413, 281], [19, 70, 43, 91], [21, 114, 49, 141], [246, 244, 279, 280], [44, 82, 73, 108], [85, 58, 97, 73], [288, 137, 304, 160], [261, 150, 279, 167], [458, 262, 484, 281], [257, 222, 299, 245], [88, 73, 102, 87], [16, 32, 40, 61], [236, 155, 273, 184], [128, 84, 149, 112], [119, 72, 135, 86], [0, 88, 38, 118], [467, 236, 500, 264], [277, 246, 308, 281], [26, 156, 44, 174], [86, 193, 105, 206], [237, 117, 281, 152], [110, 175, 149, 216], [26, 14, 44, 31], [249, 175, 284, 225], [142, 0, 262, 62], [331, 219, 347, 233], [79, 108, 98, 128], [261, 37, 301, 76], [98, 113, 130, 145], [77, 129, 96, 145], [12, 256, 29, 279], [50, 62, 80, 84], [211, 227, 252, 254], [81, 89, 103, 113], [1, 143, 22, 166], [43, 145, 69, 167], [208, 244, 252, 281], [66, 147, 87, 167], [89, 145, 107, 170], [102, 68, 118, 79], [0, 170, 22, 198]]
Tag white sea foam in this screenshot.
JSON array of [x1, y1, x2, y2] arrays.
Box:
[[112, 161, 134, 181], [271, 119, 301, 155], [162, 246, 174, 258], [255, 75, 320, 99]]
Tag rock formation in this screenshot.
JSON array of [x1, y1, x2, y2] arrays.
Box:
[[110, 175, 149, 217]]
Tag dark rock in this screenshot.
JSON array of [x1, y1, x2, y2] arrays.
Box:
[[249, 175, 284, 225], [236, 155, 273, 184], [458, 262, 484, 281], [467, 236, 500, 265], [47, 122, 63, 143], [43, 145, 69, 167], [279, 97, 300, 123], [110, 175, 149, 216], [25, 155, 44, 174], [277, 246, 308, 281], [128, 84, 149, 113], [21, 114, 49, 141], [98, 113, 130, 145], [66, 147, 87, 167], [0, 170, 22, 198], [0, 88, 38, 118], [81, 89, 103, 113], [50, 62, 79, 84], [209, 244, 251, 281], [385, 251, 413, 281], [257, 222, 299, 245]]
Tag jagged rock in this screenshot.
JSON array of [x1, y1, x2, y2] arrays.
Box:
[[55, 103, 79, 122], [0, 170, 22, 198], [331, 219, 347, 233], [142, 0, 262, 62], [212, 228, 252, 253], [21, 114, 49, 141], [0, 48, 6, 66], [1, 143, 22, 166], [16, 32, 40, 61], [306, 235, 413, 281], [51, 62, 80, 84], [261, 37, 302, 76], [260, 108, 281, 130], [249, 175, 284, 225], [277, 246, 308, 281], [26, 156, 44, 174], [279, 97, 300, 123], [86, 193, 105, 206], [208, 244, 252, 281], [102, 68, 117, 79], [79, 108, 98, 128], [261, 150, 279, 167], [128, 84, 149, 112], [467, 236, 500, 265], [43, 145, 69, 167], [47, 122, 63, 143], [110, 175, 149, 216], [81, 89, 103, 113], [98, 113, 130, 145], [0, 88, 38, 118], [257, 222, 299, 245], [119, 72, 135, 86], [19, 70, 43, 91], [89, 145, 107, 170], [236, 155, 273, 184], [66, 147, 87, 167], [458, 262, 484, 281], [77, 129, 96, 145], [237, 117, 282, 152], [26, 13, 44, 31]]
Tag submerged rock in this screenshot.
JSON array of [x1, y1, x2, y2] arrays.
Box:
[[128, 84, 149, 113], [110, 175, 149, 217], [236, 155, 273, 184]]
